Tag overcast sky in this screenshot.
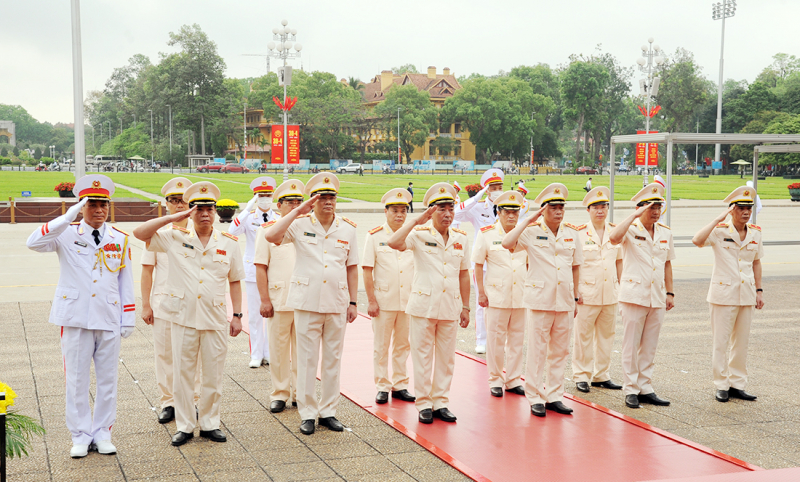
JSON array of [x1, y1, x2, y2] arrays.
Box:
[[2, 0, 799, 124]]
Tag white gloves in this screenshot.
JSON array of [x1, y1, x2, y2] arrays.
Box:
[[477, 186, 489, 200], [120, 326, 134, 339], [244, 194, 259, 212], [66, 198, 88, 222]]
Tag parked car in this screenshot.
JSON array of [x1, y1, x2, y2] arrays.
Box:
[[336, 163, 363, 174], [196, 164, 224, 173], [576, 166, 597, 174], [618, 165, 630, 172], [219, 163, 249, 174]]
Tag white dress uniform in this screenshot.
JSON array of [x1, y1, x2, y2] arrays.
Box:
[[573, 187, 623, 385], [363, 189, 415, 394], [471, 191, 527, 391], [147, 182, 246, 434], [26, 175, 135, 448], [230, 177, 278, 365], [273, 174, 359, 422], [454, 169, 504, 349], [516, 184, 583, 408], [617, 184, 676, 397]]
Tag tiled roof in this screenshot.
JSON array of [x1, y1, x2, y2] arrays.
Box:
[[363, 72, 461, 104]]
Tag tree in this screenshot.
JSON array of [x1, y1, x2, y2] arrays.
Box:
[[391, 64, 418, 74], [13, 146, 20, 157], [0, 147, 6, 156], [509, 64, 563, 159], [560, 60, 608, 164], [33, 147, 42, 160], [759, 113, 800, 167], [375, 85, 437, 164], [781, 73, 800, 114], [656, 48, 709, 133], [723, 81, 779, 133], [729, 111, 788, 162], [347, 77, 364, 96]]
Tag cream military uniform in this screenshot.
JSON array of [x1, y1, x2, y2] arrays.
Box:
[[363, 189, 415, 395], [573, 187, 623, 385], [471, 191, 527, 391], [26, 175, 135, 450], [253, 180, 305, 404], [617, 184, 676, 397], [515, 184, 583, 407], [147, 182, 246, 435], [702, 187, 764, 392], [401, 183, 470, 412]]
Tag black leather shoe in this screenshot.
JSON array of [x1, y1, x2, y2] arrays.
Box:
[[270, 400, 286, 413], [625, 394, 640, 408], [591, 380, 623, 390], [418, 409, 433, 424], [715, 390, 729, 402], [638, 393, 670, 406], [505, 386, 525, 396], [318, 417, 344, 432], [375, 391, 389, 404], [545, 401, 573, 415], [391, 389, 416, 402], [576, 382, 590, 393], [171, 431, 193, 446], [291, 401, 297, 407], [531, 404, 546, 417], [299, 420, 315, 435], [158, 406, 175, 424], [490, 387, 503, 397], [728, 388, 757, 401], [199, 429, 226, 443], [433, 408, 457, 422]]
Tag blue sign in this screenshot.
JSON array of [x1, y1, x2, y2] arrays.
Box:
[[22, 191, 31, 197], [712, 161, 723, 169]]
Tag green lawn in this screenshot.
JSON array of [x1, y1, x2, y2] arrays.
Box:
[[1, 171, 794, 203]]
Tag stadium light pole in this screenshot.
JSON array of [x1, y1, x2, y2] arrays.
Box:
[[70, 0, 86, 179], [267, 19, 302, 182], [636, 38, 664, 186], [712, 0, 736, 169]]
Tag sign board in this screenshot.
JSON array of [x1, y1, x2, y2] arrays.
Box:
[[453, 160, 474, 170], [712, 161, 723, 169], [530, 149, 535, 168], [271, 125, 300, 164], [329, 159, 351, 169], [22, 191, 31, 197], [414, 160, 435, 170], [635, 130, 659, 166]]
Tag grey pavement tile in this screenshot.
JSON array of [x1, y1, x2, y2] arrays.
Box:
[[362, 436, 426, 455], [250, 446, 321, 467], [196, 468, 272, 481], [130, 475, 200, 482], [325, 454, 399, 478], [121, 459, 196, 479], [342, 469, 416, 482], [3, 471, 52, 482], [401, 466, 471, 482], [264, 460, 339, 481], [51, 462, 127, 482], [310, 440, 380, 460]]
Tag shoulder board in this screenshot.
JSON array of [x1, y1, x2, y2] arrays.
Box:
[[70, 222, 80, 225], [261, 220, 276, 228], [342, 217, 357, 228], [112, 226, 129, 236], [747, 223, 761, 231], [563, 222, 579, 231], [250, 209, 256, 214], [608, 223, 616, 227], [452, 228, 467, 235], [657, 222, 671, 230], [576, 224, 587, 230], [368, 225, 384, 235], [716, 222, 728, 228], [297, 214, 310, 218], [414, 226, 430, 231], [221, 232, 238, 241], [526, 221, 541, 229], [480, 224, 495, 232], [172, 225, 190, 234]]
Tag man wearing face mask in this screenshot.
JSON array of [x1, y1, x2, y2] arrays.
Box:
[[454, 169, 505, 354], [230, 177, 278, 368]]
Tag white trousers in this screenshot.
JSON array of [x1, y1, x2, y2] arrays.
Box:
[[171, 324, 227, 433], [246, 281, 269, 361], [269, 311, 297, 402], [524, 310, 571, 405], [153, 317, 200, 409], [572, 304, 617, 383], [294, 310, 347, 421], [620, 302, 664, 396], [473, 263, 487, 346], [61, 326, 120, 445], [372, 310, 411, 392], [409, 316, 458, 411], [486, 307, 525, 389], [710, 304, 753, 391]]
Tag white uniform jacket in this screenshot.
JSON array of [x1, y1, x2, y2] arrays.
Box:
[[702, 222, 764, 306], [454, 196, 496, 243], [577, 221, 623, 306], [229, 209, 279, 282], [254, 222, 297, 312], [362, 224, 414, 312], [617, 220, 676, 308]]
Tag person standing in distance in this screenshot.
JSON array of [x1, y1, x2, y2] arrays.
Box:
[[388, 183, 471, 424], [230, 177, 278, 368], [264, 173, 359, 435], [407, 182, 414, 213], [362, 188, 416, 405], [691, 186, 764, 403], [584, 177, 593, 193], [572, 187, 623, 393], [134, 181, 245, 446], [254, 180, 305, 413], [26, 174, 135, 458], [609, 183, 675, 409]]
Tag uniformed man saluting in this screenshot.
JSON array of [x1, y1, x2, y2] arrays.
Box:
[[691, 186, 764, 403], [133, 181, 245, 447], [26, 174, 135, 458], [264, 173, 359, 436], [388, 183, 471, 424]]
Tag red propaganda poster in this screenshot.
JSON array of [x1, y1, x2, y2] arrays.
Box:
[[635, 130, 659, 166], [271, 125, 300, 164]]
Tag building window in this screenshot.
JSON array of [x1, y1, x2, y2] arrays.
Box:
[[454, 123, 461, 134], [454, 141, 461, 157], [429, 144, 436, 156], [440, 124, 450, 135]]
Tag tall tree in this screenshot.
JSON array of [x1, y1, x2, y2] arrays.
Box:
[[655, 48, 709, 133], [724, 81, 779, 133], [374, 85, 437, 164], [560, 60, 608, 164]]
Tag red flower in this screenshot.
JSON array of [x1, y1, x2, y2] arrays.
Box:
[[54, 182, 75, 192], [788, 183, 800, 189], [465, 183, 482, 193]]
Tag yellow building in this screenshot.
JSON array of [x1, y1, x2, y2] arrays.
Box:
[[226, 109, 272, 162]]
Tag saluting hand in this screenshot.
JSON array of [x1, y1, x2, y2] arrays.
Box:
[[633, 202, 653, 218], [171, 205, 195, 222], [527, 205, 547, 226], [296, 194, 320, 216], [415, 205, 437, 225], [717, 204, 736, 222]]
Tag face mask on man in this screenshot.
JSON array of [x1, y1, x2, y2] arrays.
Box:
[[488, 190, 502, 202], [257, 197, 273, 210]]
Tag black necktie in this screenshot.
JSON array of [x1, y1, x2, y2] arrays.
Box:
[[493, 206, 498, 217], [263, 213, 269, 223], [92, 229, 101, 245]]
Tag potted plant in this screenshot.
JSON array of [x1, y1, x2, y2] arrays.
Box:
[[1, 380, 46, 461], [789, 182, 800, 202], [215, 198, 239, 223], [54, 182, 76, 198], [465, 183, 482, 198]]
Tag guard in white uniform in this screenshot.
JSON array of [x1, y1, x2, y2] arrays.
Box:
[[609, 183, 676, 409], [516, 181, 532, 217], [230, 177, 278, 368], [454, 169, 505, 353], [26, 175, 135, 458], [264, 173, 359, 436], [362, 188, 416, 405], [254, 180, 305, 413], [691, 186, 764, 403]]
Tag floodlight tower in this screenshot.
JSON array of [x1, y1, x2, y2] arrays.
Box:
[[636, 38, 664, 186], [712, 0, 736, 168]]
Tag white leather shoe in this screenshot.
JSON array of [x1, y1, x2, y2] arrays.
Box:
[[94, 440, 117, 455], [70, 444, 89, 458], [475, 345, 486, 354], [248, 358, 261, 368]]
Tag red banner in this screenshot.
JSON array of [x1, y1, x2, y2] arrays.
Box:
[[271, 125, 300, 164], [635, 130, 659, 166]]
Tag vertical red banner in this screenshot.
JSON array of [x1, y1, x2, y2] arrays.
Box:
[[530, 149, 535, 167], [271, 125, 300, 164], [635, 130, 659, 166]]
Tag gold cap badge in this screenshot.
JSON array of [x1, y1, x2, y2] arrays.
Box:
[[324, 177, 330, 183], [439, 187, 445, 193], [262, 181, 268, 186], [176, 181, 183, 188], [509, 194, 515, 200], [597, 191, 603, 197], [396, 192, 402, 198], [200, 186, 208, 193], [554, 188, 560, 194], [92, 180, 101, 188], [652, 187, 658, 193], [291, 183, 296, 189], [744, 190, 750, 196]]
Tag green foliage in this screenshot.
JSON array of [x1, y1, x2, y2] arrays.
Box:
[[0, 157, 11, 165], [225, 153, 235, 161], [761, 113, 800, 166], [13, 146, 19, 156], [375, 85, 437, 164], [392, 64, 419, 74], [33, 147, 42, 159], [5, 411, 46, 459], [656, 48, 709, 132], [561, 60, 609, 164], [723, 81, 779, 133], [0, 146, 7, 156]]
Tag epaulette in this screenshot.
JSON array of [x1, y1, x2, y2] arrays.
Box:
[[262, 220, 276, 228], [480, 224, 495, 232], [221, 232, 238, 241], [576, 224, 587, 230], [297, 214, 310, 218], [414, 226, 430, 231], [608, 223, 616, 227], [172, 225, 190, 234], [70, 222, 80, 225], [452, 228, 467, 235], [342, 217, 357, 228], [112, 226, 129, 236], [368, 225, 384, 235], [747, 223, 761, 231], [563, 222, 579, 231], [250, 209, 256, 214], [657, 222, 671, 230], [716, 222, 728, 228]]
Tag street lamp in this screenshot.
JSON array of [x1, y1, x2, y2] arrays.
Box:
[[148, 109, 153, 166], [636, 37, 664, 186], [267, 19, 302, 183], [712, 0, 736, 168], [166, 105, 172, 171], [397, 107, 402, 165], [49, 145, 55, 159]]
